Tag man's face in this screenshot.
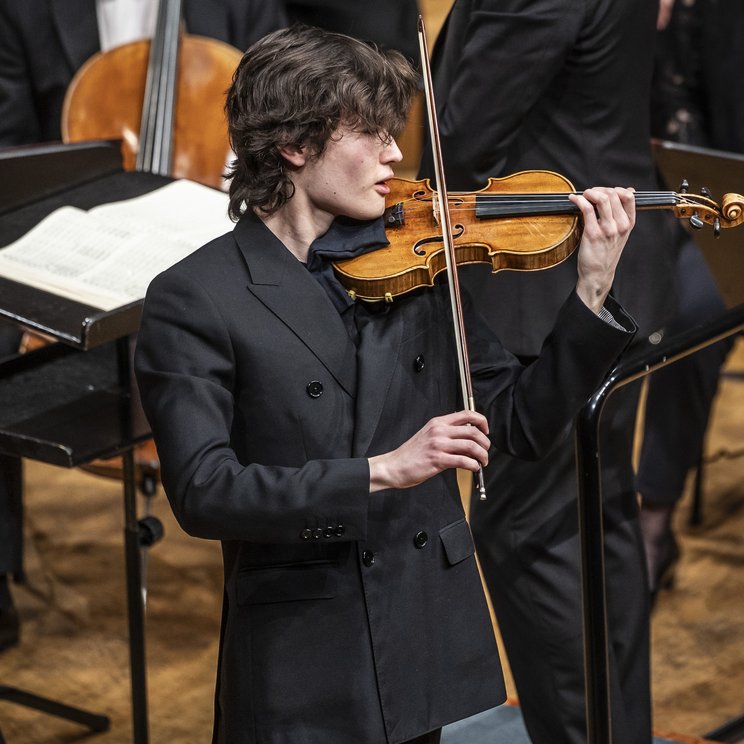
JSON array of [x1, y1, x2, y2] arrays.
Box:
[[298, 125, 403, 222]]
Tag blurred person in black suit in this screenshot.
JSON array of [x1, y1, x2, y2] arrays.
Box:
[[419, 1, 677, 742], [0, 0, 287, 145], [639, 0, 738, 602], [284, 0, 419, 61]]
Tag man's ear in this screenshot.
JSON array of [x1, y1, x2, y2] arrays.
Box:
[[277, 144, 306, 167]]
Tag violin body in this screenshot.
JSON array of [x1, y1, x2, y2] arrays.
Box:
[[334, 171, 744, 303], [61, 34, 240, 189], [335, 171, 580, 302]]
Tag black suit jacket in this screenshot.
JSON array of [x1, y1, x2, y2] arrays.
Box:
[[0, 0, 287, 145], [134, 212, 634, 743], [420, 0, 676, 356], [285, 0, 420, 61]]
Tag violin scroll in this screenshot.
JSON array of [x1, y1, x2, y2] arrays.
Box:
[[672, 188, 744, 234], [721, 192, 744, 225]]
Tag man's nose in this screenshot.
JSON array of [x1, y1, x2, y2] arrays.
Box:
[[383, 137, 403, 163]]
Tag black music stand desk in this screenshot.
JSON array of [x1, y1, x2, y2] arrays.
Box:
[[0, 142, 170, 744]]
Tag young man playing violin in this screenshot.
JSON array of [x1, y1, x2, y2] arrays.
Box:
[[135, 25, 638, 744]]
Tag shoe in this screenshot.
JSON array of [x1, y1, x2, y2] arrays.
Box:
[[649, 531, 680, 610], [0, 605, 20, 652]]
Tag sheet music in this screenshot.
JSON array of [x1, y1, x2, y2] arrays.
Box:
[[0, 180, 233, 310]]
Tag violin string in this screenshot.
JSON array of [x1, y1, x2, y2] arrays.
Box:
[[400, 191, 680, 200], [397, 191, 690, 218], [400, 192, 681, 204]]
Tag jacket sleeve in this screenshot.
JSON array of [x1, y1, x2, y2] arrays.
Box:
[[134, 268, 371, 544], [470, 289, 636, 460]]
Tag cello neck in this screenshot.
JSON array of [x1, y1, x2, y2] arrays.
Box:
[[136, 0, 183, 175]]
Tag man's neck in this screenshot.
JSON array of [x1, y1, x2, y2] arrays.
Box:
[[257, 198, 334, 263]]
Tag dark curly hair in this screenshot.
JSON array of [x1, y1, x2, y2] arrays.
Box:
[[224, 25, 419, 220]]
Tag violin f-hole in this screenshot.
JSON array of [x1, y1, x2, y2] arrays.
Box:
[[412, 224, 465, 256]]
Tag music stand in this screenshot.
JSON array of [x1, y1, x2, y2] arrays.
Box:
[[653, 138, 744, 309], [0, 141, 169, 743], [577, 139, 744, 744]]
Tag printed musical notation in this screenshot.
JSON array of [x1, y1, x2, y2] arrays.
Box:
[[0, 179, 232, 310]]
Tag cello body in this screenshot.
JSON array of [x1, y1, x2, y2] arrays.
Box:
[[62, 34, 241, 189]]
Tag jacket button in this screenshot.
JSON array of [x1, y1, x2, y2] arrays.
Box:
[[335, 524, 345, 537], [324, 526, 335, 539], [362, 550, 375, 567], [306, 380, 324, 398], [313, 527, 324, 539], [413, 530, 428, 549], [414, 354, 425, 373], [300, 528, 313, 540]]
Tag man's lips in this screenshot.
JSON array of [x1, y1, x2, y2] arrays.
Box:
[[375, 175, 394, 195]]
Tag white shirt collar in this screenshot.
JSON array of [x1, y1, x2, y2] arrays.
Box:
[[96, 0, 158, 51]]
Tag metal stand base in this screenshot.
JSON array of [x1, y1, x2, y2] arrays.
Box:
[[0, 684, 110, 734], [704, 713, 744, 743]]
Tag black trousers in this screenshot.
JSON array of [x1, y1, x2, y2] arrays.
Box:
[[636, 236, 732, 506], [471, 383, 651, 744]]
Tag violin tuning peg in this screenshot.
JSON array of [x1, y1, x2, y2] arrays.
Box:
[[701, 186, 713, 199], [689, 212, 704, 230], [679, 179, 689, 194], [714, 217, 721, 238]]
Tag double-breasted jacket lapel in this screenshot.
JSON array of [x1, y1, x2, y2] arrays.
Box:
[[233, 214, 406, 456], [50, 0, 100, 73], [233, 215, 358, 398]]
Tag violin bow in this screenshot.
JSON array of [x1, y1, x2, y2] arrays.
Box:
[[417, 16, 487, 501]]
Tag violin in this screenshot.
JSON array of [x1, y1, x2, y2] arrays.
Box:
[[333, 172, 744, 303]]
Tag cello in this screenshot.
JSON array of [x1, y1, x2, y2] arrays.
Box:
[[61, 0, 240, 189]]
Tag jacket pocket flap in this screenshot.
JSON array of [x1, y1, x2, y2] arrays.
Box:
[[237, 566, 337, 606], [439, 519, 475, 566]]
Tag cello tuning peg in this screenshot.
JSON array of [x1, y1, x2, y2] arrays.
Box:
[[701, 186, 713, 199], [689, 212, 704, 230], [714, 217, 721, 238], [679, 179, 689, 194]]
